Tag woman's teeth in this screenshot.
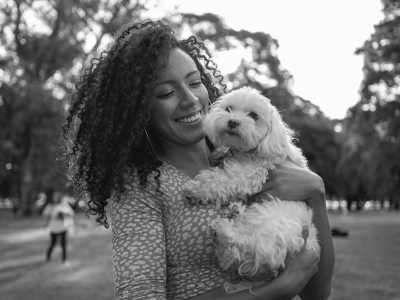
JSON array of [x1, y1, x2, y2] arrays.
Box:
[[176, 112, 202, 123]]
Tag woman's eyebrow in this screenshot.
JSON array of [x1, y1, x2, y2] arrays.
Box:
[[154, 70, 200, 85], [185, 70, 200, 78]]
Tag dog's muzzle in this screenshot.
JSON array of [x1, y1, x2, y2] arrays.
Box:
[[228, 119, 240, 129]]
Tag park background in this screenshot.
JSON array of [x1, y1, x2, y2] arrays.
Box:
[[0, 0, 399, 299]]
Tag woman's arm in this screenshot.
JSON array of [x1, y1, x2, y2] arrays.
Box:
[[111, 185, 167, 300], [301, 191, 334, 300], [188, 281, 288, 300], [262, 165, 335, 300], [42, 205, 52, 227], [189, 231, 320, 300]]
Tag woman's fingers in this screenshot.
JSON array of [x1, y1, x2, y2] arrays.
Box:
[[261, 178, 275, 192], [301, 226, 309, 249], [300, 226, 319, 269], [262, 165, 326, 202]]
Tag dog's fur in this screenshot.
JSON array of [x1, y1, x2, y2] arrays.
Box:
[[182, 87, 319, 282], [212, 198, 319, 280], [184, 87, 308, 207]]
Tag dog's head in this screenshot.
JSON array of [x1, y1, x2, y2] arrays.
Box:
[[205, 87, 303, 164], [204, 87, 272, 152]]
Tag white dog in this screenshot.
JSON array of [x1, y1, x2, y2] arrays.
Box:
[[182, 87, 319, 288], [184, 86, 308, 206]]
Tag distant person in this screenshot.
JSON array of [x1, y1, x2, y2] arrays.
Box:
[[12, 198, 19, 217], [43, 191, 74, 265]]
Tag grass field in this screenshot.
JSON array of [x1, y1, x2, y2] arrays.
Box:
[[0, 210, 399, 300]]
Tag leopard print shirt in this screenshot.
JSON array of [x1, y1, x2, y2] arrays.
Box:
[[111, 163, 225, 300]]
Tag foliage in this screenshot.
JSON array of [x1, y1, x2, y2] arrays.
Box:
[[2, 0, 397, 213], [176, 13, 341, 197], [0, 0, 151, 214], [337, 0, 400, 209]]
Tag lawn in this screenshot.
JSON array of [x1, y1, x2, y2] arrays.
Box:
[[0, 210, 399, 300], [329, 211, 400, 300]]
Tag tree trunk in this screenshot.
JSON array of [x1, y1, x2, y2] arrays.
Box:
[[19, 123, 34, 216], [390, 195, 400, 210], [380, 198, 385, 210], [346, 198, 353, 212], [20, 155, 34, 216]]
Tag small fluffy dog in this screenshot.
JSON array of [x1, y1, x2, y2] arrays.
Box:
[[183, 87, 320, 288]]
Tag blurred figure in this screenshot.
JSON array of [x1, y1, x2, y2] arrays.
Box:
[[11, 197, 20, 218], [42, 191, 74, 265]]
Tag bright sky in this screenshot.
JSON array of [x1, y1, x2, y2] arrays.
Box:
[[152, 0, 384, 119]]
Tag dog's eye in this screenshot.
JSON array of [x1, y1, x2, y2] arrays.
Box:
[[225, 106, 232, 112], [248, 111, 259, 120]]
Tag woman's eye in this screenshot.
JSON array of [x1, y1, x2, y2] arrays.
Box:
[[248, 111, 258, 120], [190, 80, 202, 87], [225, 106, 232, 112], [156, 90, 174, 99]]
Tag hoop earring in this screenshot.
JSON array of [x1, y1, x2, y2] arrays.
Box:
[[143, 128, 157, 156]]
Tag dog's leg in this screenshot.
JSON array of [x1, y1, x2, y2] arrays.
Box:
[[185, 157, 270, 206], [183, 166, 235, 207], [222, 157, 271, 200]]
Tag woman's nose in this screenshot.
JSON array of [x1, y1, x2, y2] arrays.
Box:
[[179, 86, 199, 107]]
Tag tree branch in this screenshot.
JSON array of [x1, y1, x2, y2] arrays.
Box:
[[13, 0, 22, 55], [36, 1, 64, 80], [49, 1, 63, 39]]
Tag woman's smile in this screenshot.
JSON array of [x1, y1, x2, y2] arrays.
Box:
[[175, 110, 204, 124]]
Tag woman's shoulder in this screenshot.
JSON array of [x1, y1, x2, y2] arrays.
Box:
[[109, 163, 186, 224], [122, 163, 187, 194], [111, 163, 186, 206]]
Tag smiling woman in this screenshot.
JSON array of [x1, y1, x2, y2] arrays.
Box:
[[65, 20, 333, 300], [148, 49, 210, 158]]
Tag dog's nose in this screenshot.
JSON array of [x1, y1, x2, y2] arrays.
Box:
[[228, 119, 240, 129]]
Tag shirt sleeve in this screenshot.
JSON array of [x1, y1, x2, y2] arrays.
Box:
[[111, 181, 167, 300]]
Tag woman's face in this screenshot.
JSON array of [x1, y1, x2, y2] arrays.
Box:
[[148, 48, 210, 148]]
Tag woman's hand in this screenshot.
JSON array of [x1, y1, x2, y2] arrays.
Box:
[[191, 231, 319, 300], [262, 164, 325, 202], [249, 228, 320, 300], [273, 229, 320, 298], [259, 164, 334, 300]]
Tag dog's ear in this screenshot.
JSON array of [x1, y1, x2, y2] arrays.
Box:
[[287, 143, 308, 168], [203, 99, 223, 146], [256, 106, 294, 164], [257, 106, 308, 167]]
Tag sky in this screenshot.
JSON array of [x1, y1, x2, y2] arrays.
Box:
[[152, 0, 384, 119]]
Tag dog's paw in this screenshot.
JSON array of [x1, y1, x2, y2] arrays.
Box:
[[209, 146, 231, 166], [182, 188, 213, 206], [183, 189, 201, 205]]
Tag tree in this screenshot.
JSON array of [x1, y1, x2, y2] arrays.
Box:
[[177, 13, 341, 198], [0, 4, 344, 214], [0, 0, 151, 214], [339, 0, 400, 209]]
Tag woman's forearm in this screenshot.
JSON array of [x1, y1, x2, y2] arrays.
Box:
[[301, 190, 335, 300], [190, 280, 292, 300]]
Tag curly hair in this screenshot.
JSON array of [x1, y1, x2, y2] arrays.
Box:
[[64, 20, 226, 227]]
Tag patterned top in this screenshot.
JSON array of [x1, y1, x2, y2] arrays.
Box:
[[111, 163, 225, 300]]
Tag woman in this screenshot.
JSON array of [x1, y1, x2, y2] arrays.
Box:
[[43, 191, 74, 265], [65, 20, 334, 300]]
